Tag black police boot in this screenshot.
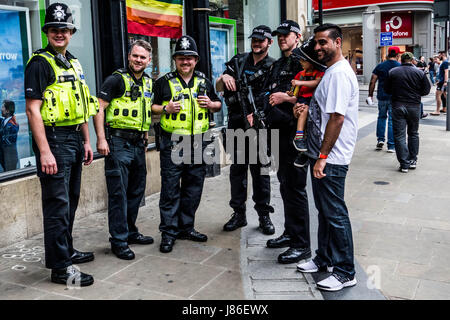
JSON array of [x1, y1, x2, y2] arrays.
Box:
[[223, 212, 247, 232], [71, 249, 94, 264], [51, 265, 94, 287], [278, 247, 311, 264], [258, 214, 275, 235], [178, 229, 208, 242], [111, 245, 135, 260], [160, 234, 176, 253], [128, 233, 154, 245], [266, 234, 291, 248]]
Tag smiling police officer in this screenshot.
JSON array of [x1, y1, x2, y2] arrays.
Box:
[[25, 3, 98, 286], [152, 36, 222, 253], [216, 25, 276, 235], [94, 40, 155, 261]]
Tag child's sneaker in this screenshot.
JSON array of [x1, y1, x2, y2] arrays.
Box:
[[294, 153, 308, 168], [293, 138, 307, 152]]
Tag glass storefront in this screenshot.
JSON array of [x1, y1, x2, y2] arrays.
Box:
[[0, 0, 96, 177], [209, 0, 282, 127], [341, 26, 363, 75]]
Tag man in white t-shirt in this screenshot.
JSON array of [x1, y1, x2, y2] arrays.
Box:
[[295, 23, 359, 292]]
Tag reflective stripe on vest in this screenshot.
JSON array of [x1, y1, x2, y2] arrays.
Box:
[[106, 71, 153, 132], [29, 51, 99, 126], [160, 76, 209, 135]]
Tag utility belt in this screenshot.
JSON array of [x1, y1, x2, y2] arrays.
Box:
[[45, 124, 83, 132], [108, 127, 145, 144]]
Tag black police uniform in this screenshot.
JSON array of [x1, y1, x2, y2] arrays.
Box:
[[153, 71, 220, 242], [265, 49, 311, 253], [223, 53, 275, 226], [97, 67, 152, 251], [24, 3, 94, 284]]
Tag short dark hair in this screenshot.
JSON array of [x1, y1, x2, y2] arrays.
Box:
[[129, 40, 152, 55], [439, 51, 447, 56], [2, 100, 15, 114], [388, 50, 398, 58], [313, 23, 343, 41]]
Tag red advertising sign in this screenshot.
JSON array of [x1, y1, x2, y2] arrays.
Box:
[[381, 12, 413, 38], [312, 0, 433, 11]]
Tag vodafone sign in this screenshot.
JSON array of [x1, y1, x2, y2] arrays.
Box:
[[312, 0, 433, 10], [381, 12, 412, 38]]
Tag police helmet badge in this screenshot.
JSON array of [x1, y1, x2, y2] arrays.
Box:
[[180, 37, 190, 50], [53, 5, 66, 22]]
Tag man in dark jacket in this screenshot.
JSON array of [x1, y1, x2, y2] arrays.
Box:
[[384, 52, 431, 173]]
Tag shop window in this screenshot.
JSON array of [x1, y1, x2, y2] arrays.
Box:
[[0, 0, 98, 178], [209, 0, 281, 128]]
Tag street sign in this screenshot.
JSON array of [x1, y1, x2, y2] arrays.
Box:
[[380, 32, 393, 46]]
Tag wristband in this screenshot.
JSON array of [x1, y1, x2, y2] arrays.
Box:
[[318, 153, 328, 160]]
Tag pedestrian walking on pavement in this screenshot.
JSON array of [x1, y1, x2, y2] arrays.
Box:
[[368, 46, 401, 153], [24, 2, 98, 287], [428, 57, 435, 85], [216, 25, 276, 235], [384, 52, 431, 173], [297, 24, 359, 292], [263, 20, 312, 265], [431, 51, 448, 116], [151, 36, 222, 253], [94, 40, 155, 261]]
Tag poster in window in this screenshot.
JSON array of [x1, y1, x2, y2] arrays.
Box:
[[0, 7, 31, 172]]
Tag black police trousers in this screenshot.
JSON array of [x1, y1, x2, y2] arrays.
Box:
[[105, 135, 147, 247], [33, 127, 84, 270], [159, 133, 206, 239], [228, 131, 272, 216], [276, 129, 310, 249]]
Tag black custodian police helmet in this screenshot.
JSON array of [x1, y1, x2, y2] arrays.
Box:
[[292, 36, 327, 72], [172, 35, 199, 58], [42, 3, 77, 34]]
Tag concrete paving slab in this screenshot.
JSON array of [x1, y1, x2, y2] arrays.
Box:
[[117, 288, 184, 300], [190, 270, 245, 300], [31, 278, 132, 300], [35, 293, 79, 300], [202, 247, 240, 272], [105, 255, 225, 298], [0, 281, 45, 300], [415, 280, 450, 300]]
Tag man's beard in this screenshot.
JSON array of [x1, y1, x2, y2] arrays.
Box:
[[318, 50, 336, 64], [130, 64, 145, 74]]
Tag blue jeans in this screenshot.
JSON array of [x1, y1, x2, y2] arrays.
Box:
[[429, 71, 435, 85], [309, 160, 355, 279], [392, 103, 420, 169], [376, 99, 394, 149]]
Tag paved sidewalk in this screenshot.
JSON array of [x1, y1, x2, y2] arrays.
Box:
[[0, 88, 448, 300]]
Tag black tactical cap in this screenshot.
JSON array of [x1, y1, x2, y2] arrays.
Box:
[[172, 35, 199, 58], [292, 36, 326, 72], [42, 3, 76, 34], [248, 25, 273, 40], [272, 20, 301, 36]]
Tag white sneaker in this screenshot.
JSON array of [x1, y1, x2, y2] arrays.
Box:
[[297, 260, 319, 273], [316, 274, 357, 292], [297, 260, 334, 273]]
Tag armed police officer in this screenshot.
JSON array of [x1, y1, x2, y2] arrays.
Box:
[[152, 36, 222, 253], [94, 40, 155, 260], [25, 3, 98, 286], [216, 25, 276, 235], [264, 20, 311, 264]]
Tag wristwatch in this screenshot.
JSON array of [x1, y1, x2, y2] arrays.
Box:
[[318, 153, 328, 160], [163, 105, 167, 113]]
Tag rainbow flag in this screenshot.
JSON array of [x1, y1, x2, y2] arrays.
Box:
[[126, 0, 183, 39]]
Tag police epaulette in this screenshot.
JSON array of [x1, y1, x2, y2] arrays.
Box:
[[164, 72, 177, 80], [115, 68, 128, 75], [34, 48, 47, 55], [194, 71, 206, 78]]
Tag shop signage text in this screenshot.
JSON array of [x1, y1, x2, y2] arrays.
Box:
[[381, 12, 412, 38], [313, 0, 433, 10]]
